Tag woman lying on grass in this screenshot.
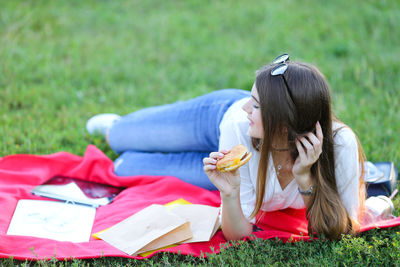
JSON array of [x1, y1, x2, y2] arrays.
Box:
[[87, 54, 365, 240]]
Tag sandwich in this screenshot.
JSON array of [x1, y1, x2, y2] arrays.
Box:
[[216, 144, 252, 172]]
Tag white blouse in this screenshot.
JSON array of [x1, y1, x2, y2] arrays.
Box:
[[219, 98, 360, 222]]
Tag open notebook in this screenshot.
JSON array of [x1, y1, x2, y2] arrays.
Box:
[[31, 176, 125, 207]]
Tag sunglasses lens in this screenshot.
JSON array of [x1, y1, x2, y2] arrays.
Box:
[[272, 53, 290, 64], [271, 64, 288, 76]]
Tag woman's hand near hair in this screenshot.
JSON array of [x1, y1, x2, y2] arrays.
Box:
[[203, 151, 253, 240], [292, 121, 323, 190]]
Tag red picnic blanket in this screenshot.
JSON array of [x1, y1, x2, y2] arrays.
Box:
[[0, 145, 399, 261]]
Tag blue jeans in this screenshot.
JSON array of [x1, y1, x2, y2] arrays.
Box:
[[108, 89, 250, 190]]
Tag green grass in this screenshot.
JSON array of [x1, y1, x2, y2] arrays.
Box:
[[1, 0, 400, 265]]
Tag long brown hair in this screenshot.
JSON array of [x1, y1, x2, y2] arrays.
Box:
[[249, 61, 365, 239]]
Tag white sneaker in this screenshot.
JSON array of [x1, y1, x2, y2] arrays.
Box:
[[86, 113, 121, 136]]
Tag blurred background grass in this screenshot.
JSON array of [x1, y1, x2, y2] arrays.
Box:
[[1, 0, 400, 265]]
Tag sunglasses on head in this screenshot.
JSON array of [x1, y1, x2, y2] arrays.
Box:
[[270, 53, 295, 103]]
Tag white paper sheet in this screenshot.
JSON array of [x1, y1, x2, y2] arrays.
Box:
[[7, 199, 96, 242]]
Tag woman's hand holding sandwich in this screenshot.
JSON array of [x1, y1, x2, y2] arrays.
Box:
[[203, 150, 241, 197], [203, 144, 252, 197], [203, 145, 254, 240]]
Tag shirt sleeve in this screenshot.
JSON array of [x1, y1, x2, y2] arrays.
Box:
[[333, 126, 361, 221], [238, 162, 256, 223]]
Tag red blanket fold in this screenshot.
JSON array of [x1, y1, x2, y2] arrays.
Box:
[[0, 145, 399, 261]]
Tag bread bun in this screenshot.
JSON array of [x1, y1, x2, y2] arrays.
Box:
[[216, 144, 252, 172]]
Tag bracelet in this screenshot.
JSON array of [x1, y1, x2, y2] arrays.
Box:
[[298, 186, 313, 196]]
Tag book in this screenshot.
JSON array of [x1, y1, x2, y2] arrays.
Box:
[[31, 176, 124, 208], [170, 204, 220, 243], [96, 200, 221, 256], [364, 161, 385, 183], [365, 162, 398, 197], [91, 198, 193, 240], [7, 199, 96, 242], [97, 204, 193, 255]]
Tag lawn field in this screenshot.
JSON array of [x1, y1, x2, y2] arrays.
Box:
[[1, 0, 400, 265]]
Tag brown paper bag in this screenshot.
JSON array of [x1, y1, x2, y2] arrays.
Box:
[[170, 204, 220, 243], [97, 204, 192, 255]]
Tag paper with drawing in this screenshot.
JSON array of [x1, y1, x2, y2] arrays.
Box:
[[7, 199, 96, 242]]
